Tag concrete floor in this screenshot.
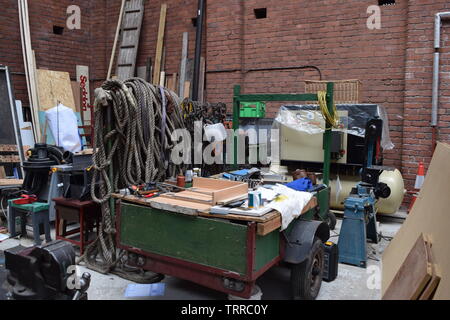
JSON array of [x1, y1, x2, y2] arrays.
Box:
[[0, 214, 403, 300]]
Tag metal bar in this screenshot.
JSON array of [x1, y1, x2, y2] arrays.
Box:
[[192, 0, 205, 101], [236, 93, 318, 102], [232, 85, 241, 169], [323, 82, 334, 186]]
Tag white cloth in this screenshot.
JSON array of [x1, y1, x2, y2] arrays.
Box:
[[267, 184, 313, 231], [45, 103, 82, 152]]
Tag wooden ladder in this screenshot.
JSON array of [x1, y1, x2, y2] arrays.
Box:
[[115, 0, 145, 80]]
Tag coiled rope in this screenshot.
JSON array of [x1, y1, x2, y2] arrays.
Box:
[[77, 78, 188, 282]]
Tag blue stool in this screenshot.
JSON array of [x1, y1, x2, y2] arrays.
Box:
[[7, 199, 52, 245]]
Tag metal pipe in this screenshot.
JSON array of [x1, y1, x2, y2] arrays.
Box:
[[192, 0, 205, 101], [431, 12, 450, 127]]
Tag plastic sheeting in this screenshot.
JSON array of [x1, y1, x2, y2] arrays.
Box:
[[273, 104, 394, 150], [45, 103, 82, 153]]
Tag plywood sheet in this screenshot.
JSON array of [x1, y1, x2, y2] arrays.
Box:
[[382, 234, 432, 300], [382, 142, 450, 300], [36, 69, 75, 111]]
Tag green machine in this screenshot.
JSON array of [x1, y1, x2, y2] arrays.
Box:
[[115, 83, 337, 300]]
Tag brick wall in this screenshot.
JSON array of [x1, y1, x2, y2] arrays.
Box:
[[1, 0, 450, 193], [0, 0, 104, 118]]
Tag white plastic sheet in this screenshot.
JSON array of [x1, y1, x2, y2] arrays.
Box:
[[45, 103, 82, 152], [273, 104, 394, 150]]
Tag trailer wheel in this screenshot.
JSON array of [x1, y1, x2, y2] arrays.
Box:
[[290, 237, 324, 300], [326, 211, 337, 230]]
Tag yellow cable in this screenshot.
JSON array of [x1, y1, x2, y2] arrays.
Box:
[[318, 91, 339, 129]]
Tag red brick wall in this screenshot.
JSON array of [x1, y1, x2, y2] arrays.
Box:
[[401, 0, 450, 193], [205, 0, 408, 171], [0, 0, 105, 116], [2, 0, 450, 194]]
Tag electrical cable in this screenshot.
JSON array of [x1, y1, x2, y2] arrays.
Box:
[[318, 91, 340, 129]]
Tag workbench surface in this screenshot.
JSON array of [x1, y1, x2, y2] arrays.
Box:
[[112, 193, 318, 236]]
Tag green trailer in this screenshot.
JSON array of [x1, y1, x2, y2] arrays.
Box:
[[115, 84, 336, 299]]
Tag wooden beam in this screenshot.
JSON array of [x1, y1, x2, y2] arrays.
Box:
[[18, 0, 41, 142], [0, 145, 18, 152], [153, 3, 167, 84], [0, 155, 21, 163], [178, 32, 188, 96], [107, 0, 126, 80]]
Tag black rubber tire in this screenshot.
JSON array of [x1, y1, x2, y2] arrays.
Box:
[[290, 237, 324, 300], [327, 211, 337, 231]]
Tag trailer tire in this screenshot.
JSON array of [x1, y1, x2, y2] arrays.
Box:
[[290, 237, 324, 300], [327, 211, 337, 230]]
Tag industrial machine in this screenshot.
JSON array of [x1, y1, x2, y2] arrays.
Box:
[[337, 118, 392, 268], [3, 240, 91, 300], [277, 104, 404, 214]]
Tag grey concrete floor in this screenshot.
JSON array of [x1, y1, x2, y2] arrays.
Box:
[[0, 214, 403, 300]]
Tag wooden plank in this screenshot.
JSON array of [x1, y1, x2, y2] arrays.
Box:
[[0, 155, 21, 163], [183, 81, 191, 99], [213, 184, 248, 205], [36, 70, 76, 111], [178, 32, 188, 97], [419, 237, 441, 300], [18, 0, 40, 142], [107, 0, 126, 79], [382, 233, 433, 300], [112, 193, 209, 215], [0, 179, 23, 186], [159, 71, 166, 87], [167, 73, 177, 92], [71, 81, 81, 113], [153, 3, 167, 85], [199, 209, 280, 223], [193, 177, 246, 190], [136, 66, 147, 79], [382, 142, 450, 299], [0, 145, 18, 152]]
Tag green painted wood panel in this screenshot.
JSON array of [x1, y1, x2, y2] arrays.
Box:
[[119, 203, 248, 274], [255, 230, 280, 271]]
